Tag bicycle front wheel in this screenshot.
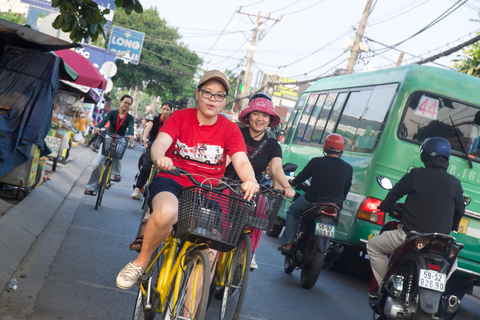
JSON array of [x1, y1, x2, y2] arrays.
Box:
[[132, 255, 161, 320], [220, 234, 252, 320], [95, 160, 111, 210], [163, 249, 210, 320]]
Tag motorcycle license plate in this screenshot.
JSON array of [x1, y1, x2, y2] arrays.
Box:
[[315, 223, 335, 238], [418, 269, 446, 292]]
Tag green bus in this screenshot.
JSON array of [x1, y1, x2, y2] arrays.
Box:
[[273, 64, 480, 297]]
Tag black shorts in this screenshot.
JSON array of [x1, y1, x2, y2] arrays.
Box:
[[148, 177, 183, 211]]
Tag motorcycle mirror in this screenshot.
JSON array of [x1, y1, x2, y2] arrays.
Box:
[[282, 163, 298, 173], [464, 195, 471, 206], [376, 175, 393, 190]]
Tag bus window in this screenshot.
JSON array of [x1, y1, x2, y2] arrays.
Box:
[[282, 94, 307, 143], [294, 94, 319, 143], [400, 92, 480, 160], [336, 90, 373, 151], [302, 94, 327, 143], [311, 92, 338, 144], [321, 92, 348, 144], [352, 84, 397, 153]]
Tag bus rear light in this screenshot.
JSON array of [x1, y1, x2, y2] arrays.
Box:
[[356, 197, 385, 225]]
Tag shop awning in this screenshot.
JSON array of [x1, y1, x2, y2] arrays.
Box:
[[0, 18, 80, 51], [59, 80, 102, 104], [54, 49, 108, 90]]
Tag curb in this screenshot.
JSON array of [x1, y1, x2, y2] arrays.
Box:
[[0, 147, 91, 292]]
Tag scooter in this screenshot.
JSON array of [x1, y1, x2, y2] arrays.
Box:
[[372, 176, 464, 320], [283, 193, 342, 289]]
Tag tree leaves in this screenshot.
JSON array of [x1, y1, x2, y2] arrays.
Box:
[[111, 8, 201, 105], [452, 39, 480, 78], [51, 0, 142, 43]]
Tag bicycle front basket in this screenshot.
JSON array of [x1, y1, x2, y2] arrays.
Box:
[[244, 190, 283, 230], [177, 186, 252, 252], [102, 135, 127, 159]]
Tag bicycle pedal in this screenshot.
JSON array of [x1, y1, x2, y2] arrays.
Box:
[[138, 274, 149, 281]]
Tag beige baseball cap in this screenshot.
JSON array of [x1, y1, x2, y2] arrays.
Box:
[[197, 70, 230, 92]]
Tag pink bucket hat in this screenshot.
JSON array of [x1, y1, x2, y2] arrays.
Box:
[[238, 98, 281, 128]]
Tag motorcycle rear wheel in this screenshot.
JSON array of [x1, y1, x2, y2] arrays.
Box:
[[300, 238, 325, 289]]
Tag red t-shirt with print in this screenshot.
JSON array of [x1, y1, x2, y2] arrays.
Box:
[[157, 108, 247, 187]]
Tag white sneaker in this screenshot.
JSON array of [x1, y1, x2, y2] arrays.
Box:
[[131, 187, 141, 200], [116, 261, 145, 289], [250, 254, 258, 270]]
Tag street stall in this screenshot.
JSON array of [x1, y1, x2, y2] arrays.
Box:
[[0, 19, 80, 198]]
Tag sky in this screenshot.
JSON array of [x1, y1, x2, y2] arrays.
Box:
[[136, 0, 480, 82]]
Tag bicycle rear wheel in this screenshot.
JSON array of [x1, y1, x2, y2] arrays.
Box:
[[95, 160, 111, 210], [163, 249, 210, 320], [220, 234, 252, 320]]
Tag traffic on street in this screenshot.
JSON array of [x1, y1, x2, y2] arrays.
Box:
[[0, 145, 479, 320]]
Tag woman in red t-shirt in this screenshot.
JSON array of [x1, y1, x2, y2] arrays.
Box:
[[117, 70, 259, 290]]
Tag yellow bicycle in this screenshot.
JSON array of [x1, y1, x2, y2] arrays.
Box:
[[213, 183, 284, 320], [132, 169, 253, 320], [95, 134, 127, 210]]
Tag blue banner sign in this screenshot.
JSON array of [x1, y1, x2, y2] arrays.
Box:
[[107, 25, 144, 65]]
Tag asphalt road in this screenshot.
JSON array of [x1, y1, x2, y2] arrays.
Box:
[[0, 145, 479, 320]]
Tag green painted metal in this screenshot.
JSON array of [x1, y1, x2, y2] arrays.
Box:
[[279, 64, 480, 280]]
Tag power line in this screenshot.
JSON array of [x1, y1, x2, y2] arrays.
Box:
[[374, 0, 467, 56], [201, 10, 237, 58], [283, 0, 328, 16]]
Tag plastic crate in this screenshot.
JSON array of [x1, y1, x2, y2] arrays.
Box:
[[176, 186, 252, 252], [101, 135, 127, 159]]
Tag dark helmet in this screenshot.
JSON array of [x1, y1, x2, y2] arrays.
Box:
[[249, 92, 272, 102], [324, 133, 345, 153], [421, 137, 451, 161]]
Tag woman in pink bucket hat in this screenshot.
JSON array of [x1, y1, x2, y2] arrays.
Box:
[[225, 93, 295, 270]]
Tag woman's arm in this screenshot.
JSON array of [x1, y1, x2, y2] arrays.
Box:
[[230, 151, 259, 201], [151, 132, 174, 171], [127, 116, 135, 140], [142, 121, 154, 144], [269, 157, 295, 198], [94, 111, 113, 132]]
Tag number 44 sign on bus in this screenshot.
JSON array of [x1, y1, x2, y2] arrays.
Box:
[[414, 95, 439, 120]]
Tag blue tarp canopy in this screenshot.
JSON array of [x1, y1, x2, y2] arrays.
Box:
[[0, 49, 61, 176]]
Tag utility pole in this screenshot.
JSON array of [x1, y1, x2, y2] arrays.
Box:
[[240, 11, 260, 110], [237, 8, 282, 110], [346, 0, 373, 73]]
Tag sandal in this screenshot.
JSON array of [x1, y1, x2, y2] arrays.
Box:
[[129, 236, 143, 252], [113, 175, 121, 182], [84, 189, 95, 196], [277, 245, 292, 255]]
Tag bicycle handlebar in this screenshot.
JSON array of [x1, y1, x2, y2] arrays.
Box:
[[160, 167, 242, 193]]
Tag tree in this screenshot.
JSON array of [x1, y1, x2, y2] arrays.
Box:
[[452, 41, 480, 77], [223, 69, 240, 111], [0, 10, 26, 25], [111, 8, 202, 104], [51, 0, 143, 43]]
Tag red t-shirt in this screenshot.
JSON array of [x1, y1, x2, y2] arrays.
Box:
[[157, 108, 247, 187]]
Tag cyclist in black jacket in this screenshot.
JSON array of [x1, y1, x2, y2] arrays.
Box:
[[367, 137, 465, 296]]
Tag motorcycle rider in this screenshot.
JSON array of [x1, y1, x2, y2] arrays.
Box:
[[278, 133, 353, 253], [367, 137, 465, 306]]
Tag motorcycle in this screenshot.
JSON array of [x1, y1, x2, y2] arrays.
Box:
[[372, 176, 464, 320], [282, 181, 342, 289]]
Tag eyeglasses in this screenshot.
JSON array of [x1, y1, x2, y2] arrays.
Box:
[[200, 89, 227, 102]]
